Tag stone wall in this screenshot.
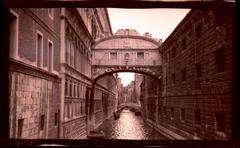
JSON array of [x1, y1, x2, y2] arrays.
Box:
[[158, 9, 233, 139], [62, 116, 86, 139], [9, 66, 60, 139]]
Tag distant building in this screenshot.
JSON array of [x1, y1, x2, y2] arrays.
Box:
[[116, 76, 124, 107], [134, 73, 143, 106]]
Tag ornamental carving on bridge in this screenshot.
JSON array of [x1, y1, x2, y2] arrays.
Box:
[[92, 66, 161, 80]]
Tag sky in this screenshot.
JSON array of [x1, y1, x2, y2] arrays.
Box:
[[107, 8, 190, 86]]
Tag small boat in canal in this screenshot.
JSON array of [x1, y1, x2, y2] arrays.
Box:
[[87, 130, 105, 139]]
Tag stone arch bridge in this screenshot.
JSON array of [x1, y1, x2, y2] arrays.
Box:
[[88, 29, 163, 132], [92, 29, 162, 81]]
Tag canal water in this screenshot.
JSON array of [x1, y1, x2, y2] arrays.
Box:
[[97, 109, 168, 139]]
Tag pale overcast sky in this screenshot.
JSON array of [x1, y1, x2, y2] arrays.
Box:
[[107, 8, 190, 86]]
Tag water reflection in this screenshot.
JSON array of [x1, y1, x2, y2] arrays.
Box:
[[98, 109, 167, 139]]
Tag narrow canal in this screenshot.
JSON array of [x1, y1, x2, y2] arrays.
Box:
[[97, 109, 168, 139]]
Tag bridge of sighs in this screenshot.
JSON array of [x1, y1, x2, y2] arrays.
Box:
[[87, 29, 163, 131]]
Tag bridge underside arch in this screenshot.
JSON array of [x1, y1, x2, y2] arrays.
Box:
[[92, 66, 162, 83]]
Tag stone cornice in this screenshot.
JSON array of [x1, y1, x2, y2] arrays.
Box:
[[9, 58, 60, 82], [93, 35, 161, 49]]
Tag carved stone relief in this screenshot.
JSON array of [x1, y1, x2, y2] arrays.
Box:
[[92, 66, 161, 80]]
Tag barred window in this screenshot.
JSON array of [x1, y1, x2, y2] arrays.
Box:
[[110, 52, 117, 60], [17, 119, 24, 138], [40, 115, 45, 130], [54, 113, 58, 126], [137, 52, 144, 60]]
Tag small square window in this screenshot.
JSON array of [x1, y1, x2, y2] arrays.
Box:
[[110, 52, 117, 60], [54, 113, 58, 126], [73, 84, 76, 97], [48, 41, 53, 72], [137, 52, 144, 60], [153, 60, 156, 65], [69, 82, 72, 97], [37, 33, 43, 67], [65, 81, 68, 96], [17, 119, 24, 138], [40, 115, 45, 130]]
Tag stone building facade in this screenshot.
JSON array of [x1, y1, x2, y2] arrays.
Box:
[[94, 74, 117, 129], [59, 8, 116, 139], [8, 8, 117, 139], [9, 8, 62, 139], [140, 76, 160, 122], [134, 73, 143, 106], [141, 8, 233, 140], [116, 76, 124, 108]]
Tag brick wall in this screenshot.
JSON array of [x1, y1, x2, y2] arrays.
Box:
[[158, 9, 233, 139]]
